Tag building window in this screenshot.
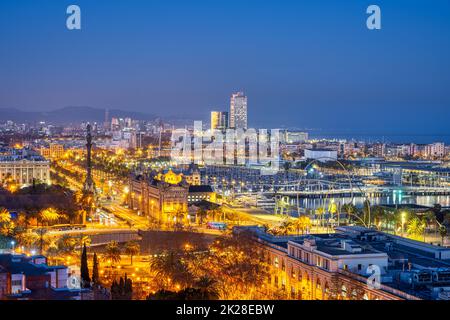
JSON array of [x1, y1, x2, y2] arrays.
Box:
[[324, 259, 329, 270], [11, 280, 22, 286], [289, 247, 294, 256], [316, 256, 321, 267], [341, 285, 347, 298]]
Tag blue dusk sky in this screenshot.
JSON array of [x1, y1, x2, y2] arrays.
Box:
[[0, 0, 449, 137]]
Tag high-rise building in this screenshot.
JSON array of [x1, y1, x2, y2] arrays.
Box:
[[426, 142, 445, 158], [372, 143, 386, 157], [211, 111, 229, 130], [39, 143, 65, 159], [229, 92, 247, 129], [104, 108, 110, 130], [284, 131, 309, 143]]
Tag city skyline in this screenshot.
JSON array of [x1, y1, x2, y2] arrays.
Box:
[[1, 0, 450, 305], [1, 1, 450, 134]]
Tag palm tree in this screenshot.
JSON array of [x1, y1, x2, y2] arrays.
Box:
[[39, 208, 61, 226], [0, 207, 11, 224], [371, 206, 386, 230], [362, 200, 372, 226], [439, 226, 448, 245], [45, 242, 60, 265], [293, 217, 303, 235], [342, 203, 357, 217], [150, 250, 193, 290], [0, 207, 14, 237], [102, 240, 122, 268], [406, 217, 426, 241], [394, 210, 411, 236], [293, 216, 311, 235], [279, 220, 294, 235], [212, 207, 224, 222], [124, 241, 140, 265], [383, 211, 397, 233], [196, 208, 208, 225], [301, 216, 312, 234], [77, 235, 92, 248], [17, 231, 39, 249], [57, 235, 77, 255], [16, 211, 32, 230], [315, 207, 326, 227], [195, 276, 219, 300], [173, 208, 186, 228], [35, 229, 52, 254]]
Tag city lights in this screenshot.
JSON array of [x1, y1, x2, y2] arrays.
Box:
[[0, 0, 449, 308]]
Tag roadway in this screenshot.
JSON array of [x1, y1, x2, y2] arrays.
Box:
[[53, 159, 297, 235]]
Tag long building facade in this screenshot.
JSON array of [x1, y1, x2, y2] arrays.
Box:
[[128, 170, 189, 223], [236, 225, 450, 300], [0, 148, 50, 186]]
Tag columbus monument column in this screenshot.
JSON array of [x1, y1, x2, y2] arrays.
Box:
[[81, 124, 96, 224]]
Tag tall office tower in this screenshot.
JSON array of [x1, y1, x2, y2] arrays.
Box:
[[229, 92, 247, 129], [104, 108, 110, 130], [211, 111, 229, 130]]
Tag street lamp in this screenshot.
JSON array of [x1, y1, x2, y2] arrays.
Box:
[[10, 240, 15, 252]]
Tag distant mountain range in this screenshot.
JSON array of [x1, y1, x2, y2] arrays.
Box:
[[0, 106, 163, 125]]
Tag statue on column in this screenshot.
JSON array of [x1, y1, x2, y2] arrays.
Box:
[[81, 124, 97, 224]]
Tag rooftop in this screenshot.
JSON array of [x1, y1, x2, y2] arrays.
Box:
[[234, 225, 450, 299], [188, 185, 213, 193], [0, 254, 67, 276], [0, 147, 48, 162]]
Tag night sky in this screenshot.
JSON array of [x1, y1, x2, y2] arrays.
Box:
[[1, 0, 449, 136]]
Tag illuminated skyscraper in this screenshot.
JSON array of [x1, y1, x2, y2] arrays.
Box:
[[229, 92, 247, 129], [104, 108, 110, 130], [211, 111, 229, 130]]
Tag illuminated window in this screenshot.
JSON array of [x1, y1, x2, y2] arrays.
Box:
[[341, 285, 347, 298]]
